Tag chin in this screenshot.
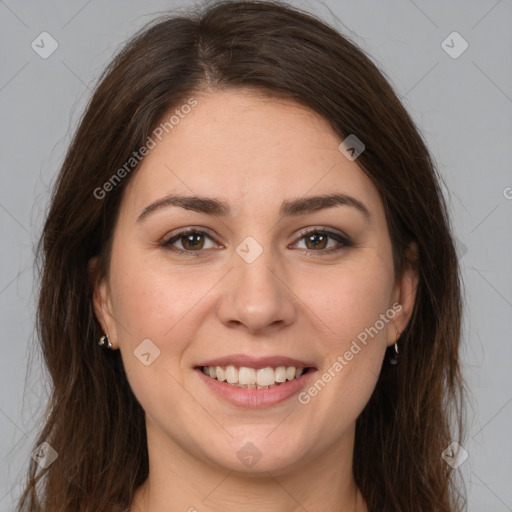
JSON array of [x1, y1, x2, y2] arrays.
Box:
[[200, 429, 309, 474]]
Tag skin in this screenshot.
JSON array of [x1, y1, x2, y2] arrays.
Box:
[[91, 88, 418, 512]]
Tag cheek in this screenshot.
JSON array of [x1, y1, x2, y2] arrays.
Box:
[[108, 250, 210, 407], [109, 246, 223, 365], [295, 259, 393, 440], [293, 251, 393, 408], [296, 250, 394, 343]]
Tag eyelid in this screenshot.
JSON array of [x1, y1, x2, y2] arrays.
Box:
[[293, 226, 351, 243], [161, 226, 219, 244]]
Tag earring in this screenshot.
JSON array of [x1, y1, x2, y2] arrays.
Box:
[[98, 333, 113, 349], [388, 326, 400, 366]]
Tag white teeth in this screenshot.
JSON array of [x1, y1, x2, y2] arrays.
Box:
[[238, 367, 256, 385], [274, 366, 287, 382], [203, 365, 308, 387], [256, 367, 275, 386], [216, 367, 226, 382], [225, 365, 238, 384]]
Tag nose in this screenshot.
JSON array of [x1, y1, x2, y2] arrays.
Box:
[[216, 243, 297, 335]]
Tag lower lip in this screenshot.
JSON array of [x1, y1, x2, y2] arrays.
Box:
[[195, 368, 317, 408]]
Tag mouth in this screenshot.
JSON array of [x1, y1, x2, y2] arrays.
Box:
[[193, 355, 318, 408], [196, 364, 315, 389]]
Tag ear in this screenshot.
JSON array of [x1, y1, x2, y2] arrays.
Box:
[[88, 257, 119, 349], [387, 241, 419, 347]]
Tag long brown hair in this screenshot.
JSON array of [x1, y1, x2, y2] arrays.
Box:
[[17, 1, 466, 510]]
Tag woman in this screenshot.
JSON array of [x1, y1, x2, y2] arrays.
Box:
[[17, 1, 466, 510]]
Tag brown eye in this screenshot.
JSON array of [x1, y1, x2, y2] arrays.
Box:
[[303, 232, 329, 250], [178, 232, 206, 250], [161, 229, 217, 255], [293, 229, 351, 254]]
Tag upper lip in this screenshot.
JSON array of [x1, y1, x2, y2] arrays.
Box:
[[196, 354, 317, 369]]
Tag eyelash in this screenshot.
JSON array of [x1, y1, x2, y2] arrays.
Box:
[[160, 227, 352, 257]]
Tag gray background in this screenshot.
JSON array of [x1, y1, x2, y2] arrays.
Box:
[[1, 0, 511, 510]]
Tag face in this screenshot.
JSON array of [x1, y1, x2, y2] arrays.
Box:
[[92, 88, 417, 476]]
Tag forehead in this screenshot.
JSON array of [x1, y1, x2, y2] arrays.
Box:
[[120, 89, 384, 222]]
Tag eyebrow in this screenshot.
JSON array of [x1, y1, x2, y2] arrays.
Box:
[[136, 192, 371, 223]]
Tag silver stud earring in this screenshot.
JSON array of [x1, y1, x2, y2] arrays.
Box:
[[98, 333, 113, 349]]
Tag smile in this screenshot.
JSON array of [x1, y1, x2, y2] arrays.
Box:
[[200, 365, 311, 389], [195, 365, 317, 408]]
